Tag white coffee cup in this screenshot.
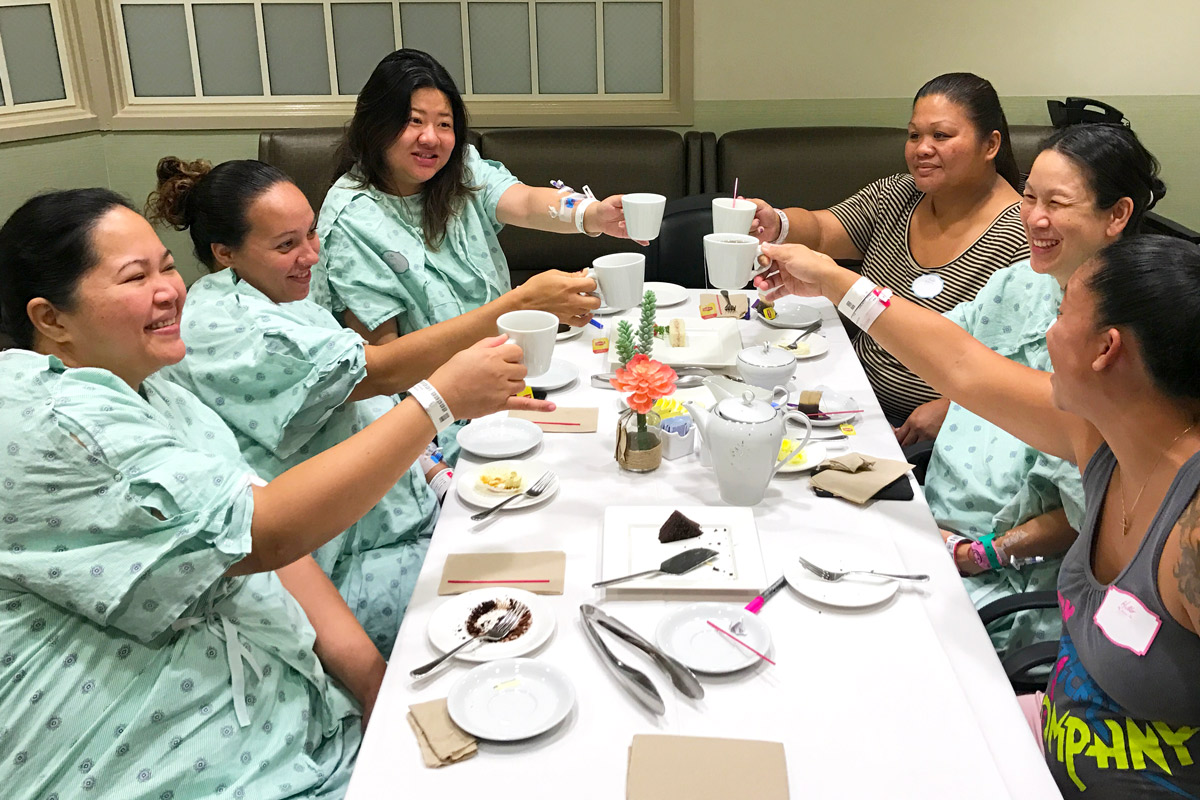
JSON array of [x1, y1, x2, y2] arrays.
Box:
[[621, 193, 666, 240], [497, 309, 558, 377], [589, 252, 645, 310], [704, 233, 770, 289], [712, 197, 756, 235]]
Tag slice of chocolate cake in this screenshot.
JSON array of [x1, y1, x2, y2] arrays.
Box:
[[659, 510, 703, 543]]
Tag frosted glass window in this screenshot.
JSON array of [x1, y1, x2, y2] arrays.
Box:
[[263, 3, 331, 95], [121, 4, 195, 97], [332, 3, 395, 95], [400, 3, 465, 91], [536, 3, 596, 94], [0, 4, 65, 104], [468, 3, 530, 94], [194, 4, 263, 96], [603, 1, 662, 93]]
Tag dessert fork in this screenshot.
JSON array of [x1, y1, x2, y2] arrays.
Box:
[[470, 472, 553, 521], [796, 555, 929, 583], [410, 601, 529, 677], [720, 289, 736, 312]]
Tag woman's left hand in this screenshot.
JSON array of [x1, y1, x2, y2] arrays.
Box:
[[587, 195, 650, 245], [940, 529, 986, 576], [753, 242, 832, 300]]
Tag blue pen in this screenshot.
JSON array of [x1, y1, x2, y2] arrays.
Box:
[[588, 318, 604, 329]]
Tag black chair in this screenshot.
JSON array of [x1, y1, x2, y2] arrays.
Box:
[[647, 192, 724, 288], [978, 591, 1061, 693]]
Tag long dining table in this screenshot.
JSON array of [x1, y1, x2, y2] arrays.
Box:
[[346, 290, 1063, 799]]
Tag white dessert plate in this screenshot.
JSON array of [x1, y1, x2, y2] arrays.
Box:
[[556, 324, 586, 342], [526, 359, 578, 391], [773, 332, 829, 360], [643, 281, 689, 307], [598, 506, 767, 592], [427, 588, 555, 662], [607, 318, 742, 368], [782, 538, 902, 609], [757, 299, 822, 329], [457, 417, 543, 459], [656, 602, 772, 674], [775, 441, 828, 474], [455, 460, 558, 511], [447, 658, 575, 741]]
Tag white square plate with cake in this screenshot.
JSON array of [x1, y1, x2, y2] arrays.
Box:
[[606, 318, 742, 368], [598, 506, 766, 592]]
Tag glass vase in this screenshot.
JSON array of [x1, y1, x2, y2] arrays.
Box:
[[615, 409, 663, 472]]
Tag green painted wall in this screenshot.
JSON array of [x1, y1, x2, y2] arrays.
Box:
[[1, 95, 1195, 284]]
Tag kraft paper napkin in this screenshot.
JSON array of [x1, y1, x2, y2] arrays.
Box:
[[437, 551, 566, 595], [407, 698, 477, 768], [627, 734, 789, 800], [809, 453, 914, 504], [699, 292, 750, 319], [509, 407, 598, 433]]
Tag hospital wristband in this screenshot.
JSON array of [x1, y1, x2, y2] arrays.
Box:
[[575, 198, 600, 236], [409, 380, 455, 434], [428, 467, 453, 501], [837, 277, 893, 333], [979, 533, 1005, 570], [772, 208, 790, 244], [944, 534, 969, 560]]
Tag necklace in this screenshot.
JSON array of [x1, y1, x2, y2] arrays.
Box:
[[1118, 420, 1199, 535]]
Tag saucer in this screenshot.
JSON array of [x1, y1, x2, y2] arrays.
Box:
[[644, 282, 688, 307], [455, 460, 558, 510], [757, 300, 822, 329], [775, 441, 828, 474], [447, 658, 574, 741], [457, 417, 542, 459], [656, 602, 772, 674], [427, 588, 555, 662], [556, 325, 586, 342], [526, 359, 579, 391]]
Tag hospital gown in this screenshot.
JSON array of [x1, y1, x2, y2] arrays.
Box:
[[160, 270, 437, 656], [924, 260, 1086, 656], [0, 350, 360, 800], [311, 145, 521, 463]]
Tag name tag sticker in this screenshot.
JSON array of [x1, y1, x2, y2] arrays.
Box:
[[1093, 585, 1161, 656]]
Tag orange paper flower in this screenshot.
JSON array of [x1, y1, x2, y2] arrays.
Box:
[[610, 353, 678, 414]]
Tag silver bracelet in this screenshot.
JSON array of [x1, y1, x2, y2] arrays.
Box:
[[772, 208, 790, 245], [409, 380, 455, 433]]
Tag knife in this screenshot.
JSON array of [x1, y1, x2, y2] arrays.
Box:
[[579, 606, 666, 715], [582, 605, 703, 700]]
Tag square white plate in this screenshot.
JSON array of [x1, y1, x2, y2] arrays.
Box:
[[599, 506, 767, 592], [607, 318, 742, 368]]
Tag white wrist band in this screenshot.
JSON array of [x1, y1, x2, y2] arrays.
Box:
[[575, 198, 600, 236], [772, 208, 790, 245], [837, 277, 893, 333], [429, 467, 453, 501], [409, 380, 455, 433]]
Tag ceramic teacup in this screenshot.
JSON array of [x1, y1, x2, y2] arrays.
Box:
[[497, 309, 558, 377], [712, 197, 756, 235], [588, 253, 645, 310], [704, 233, 770, 289], [621, 193, 666, 240]]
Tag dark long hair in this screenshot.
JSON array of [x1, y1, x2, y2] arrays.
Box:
[[146, 157, 292, 271], [1038, 124, 1165, 235], [0, 189, 135, 350], [335, 48, 473, 250], [1088, 235, 1200, 401], [914, 72, 1021, 191]]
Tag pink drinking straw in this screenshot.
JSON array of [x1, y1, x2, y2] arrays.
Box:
[[732, 178, 739, 208]]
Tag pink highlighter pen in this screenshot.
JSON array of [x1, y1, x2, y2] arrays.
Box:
[[745, 575, 788, 614]]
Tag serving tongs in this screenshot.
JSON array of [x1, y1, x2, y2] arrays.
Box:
[[580, 605, 704, 715]]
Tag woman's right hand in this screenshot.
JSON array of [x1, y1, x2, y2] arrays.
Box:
[[747, 198, 780, 243], [516, 269, 601, 323], [428, 335, 539, 419], [755, 242, 836, 300]]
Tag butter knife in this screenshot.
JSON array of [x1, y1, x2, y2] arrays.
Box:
[[579, 606, 665, 715], [582, 605, 703, 700]]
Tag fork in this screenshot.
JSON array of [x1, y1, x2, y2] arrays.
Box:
[[720, 289, 736, 312], [410, 602, 529, 677], [785, 322, 821, 348], [470, 472, 553, 522], [796, 555, 929, 583]]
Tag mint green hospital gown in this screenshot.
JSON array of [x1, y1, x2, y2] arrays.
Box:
[[0, 350, 360, 800], [159, 269, 438, 657], [923, 260, 1086, 656], [311, 145, 521, 464]]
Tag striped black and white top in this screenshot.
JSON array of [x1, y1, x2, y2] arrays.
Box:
[[829, 173, 1029, 424]]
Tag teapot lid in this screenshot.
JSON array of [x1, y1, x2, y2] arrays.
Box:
[[737, 342, 796, 369], [714, 390, 778, 423]]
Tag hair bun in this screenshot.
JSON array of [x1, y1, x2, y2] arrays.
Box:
[[146, 156, 212, 230]]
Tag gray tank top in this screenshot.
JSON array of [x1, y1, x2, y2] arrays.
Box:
[[1043, 444, 1200, 798]]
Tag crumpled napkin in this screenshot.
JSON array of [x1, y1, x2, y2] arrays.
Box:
[[809, 453, 912, 504], [407, 698, 477, 767]]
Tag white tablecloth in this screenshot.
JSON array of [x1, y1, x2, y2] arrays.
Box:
[[347, 292, 1062, 799]]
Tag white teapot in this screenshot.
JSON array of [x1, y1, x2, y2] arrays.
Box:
[[685, 389, 813, 506]]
